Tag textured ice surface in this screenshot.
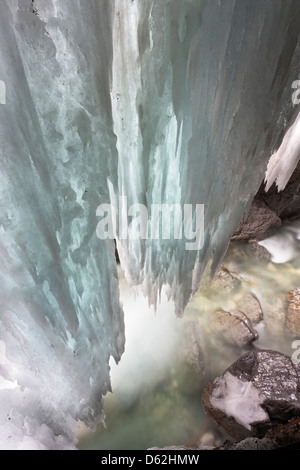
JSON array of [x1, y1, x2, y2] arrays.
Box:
[[0, 0, 125, 449], [0, 0, 299, 449], [265, 109, 300, 192], [110, 0, 300, 316]]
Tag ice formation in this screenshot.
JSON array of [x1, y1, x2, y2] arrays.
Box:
[[0, 0, 299, 449], [265, 108, 300, 192], [0, 0, 125, 449]]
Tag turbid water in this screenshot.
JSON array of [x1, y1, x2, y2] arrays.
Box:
[[78, 221, 300, 450]]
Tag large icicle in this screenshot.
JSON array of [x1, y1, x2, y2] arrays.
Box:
[[110, 0, 300, 315], [265, 108, 300, 192]]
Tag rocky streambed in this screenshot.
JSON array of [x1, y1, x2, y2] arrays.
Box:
[[154, 223, 300, 450], [79, 223, 300, 451]]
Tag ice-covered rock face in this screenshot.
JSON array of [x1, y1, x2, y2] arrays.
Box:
[[0, 0, 299, 449]]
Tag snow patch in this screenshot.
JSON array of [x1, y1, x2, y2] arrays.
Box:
[[210, 372, 268, 431]]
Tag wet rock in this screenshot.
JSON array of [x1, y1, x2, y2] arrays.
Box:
[[203, 266, 242, 294], [202, 350, 300, 441], [197, 292, 264, 373], [153, 420, 300, 451], [214, 417, 300, 450], [232, 163, 300, 244], [255, 163, 300, 222], [286, 288, 300, 337], [206, 309, 258, 349], [225, 241, 271, 266], [235, 293, 264, 325], [231, 200, 282, 242], [265, 417, 300, 449], [216, 436, 277, 450], [245, 242, 272, 261], [192, 291, 264, 376], [202, 379, 252, 441]]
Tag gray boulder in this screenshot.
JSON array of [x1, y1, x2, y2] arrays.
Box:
[[202, 350, 300, 441]]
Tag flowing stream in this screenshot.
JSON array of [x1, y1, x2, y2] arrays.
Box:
[[78, 221, 300, 450]]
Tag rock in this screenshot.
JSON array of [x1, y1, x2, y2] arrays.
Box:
[[255, 163, 300, 222], [265, 417, 300, 449], [216, 436, 277, 450], [233, 163, 300, 245], [231, 200, 282, 242], [154, 419, 300, 451], [286, 288, 300, 337], [226, 241, 271, 264], [202, 380, 252, 441], [202, 350, 300, 441], [202, 266, 242, 295], [148, 446, 198, 450], [235, 292, 264, 325], [246, 242, 272, 261], [215, 417, 300, 450], [206, 309, 258, 349], [198, 292, 264, 372]]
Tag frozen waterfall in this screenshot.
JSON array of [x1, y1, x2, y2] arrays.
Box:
[[0, 0, 299, 449]]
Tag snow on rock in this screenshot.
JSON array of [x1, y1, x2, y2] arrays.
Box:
[[210, 371, 269, 431], [203, 350, 300, 440]]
